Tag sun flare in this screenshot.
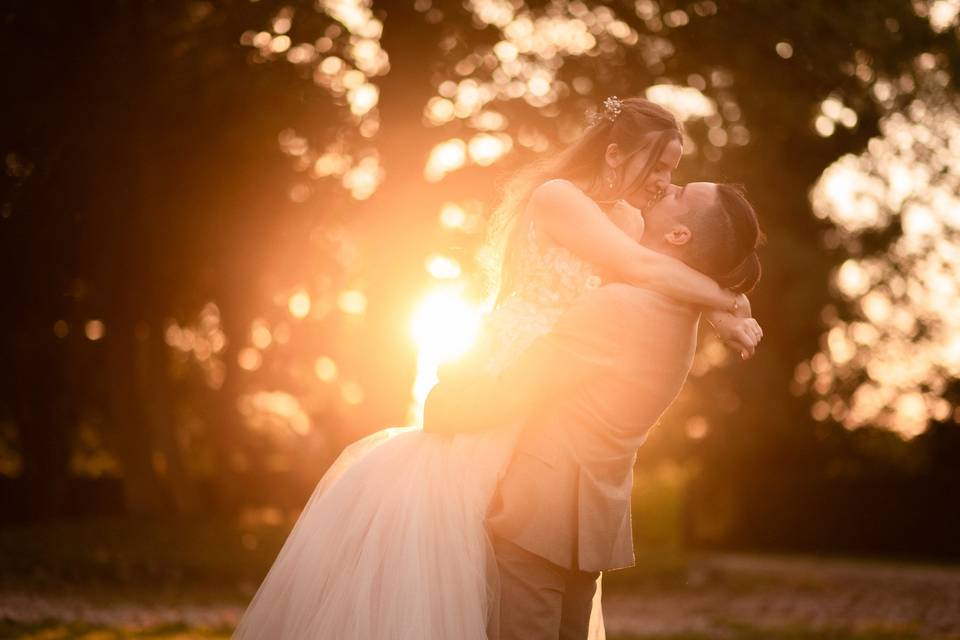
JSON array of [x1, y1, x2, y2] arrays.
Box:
[[408, 288, 483, 425], [410, 288, 482, 363]]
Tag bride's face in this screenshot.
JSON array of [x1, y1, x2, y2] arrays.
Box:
[[613, 136, 683, 211]]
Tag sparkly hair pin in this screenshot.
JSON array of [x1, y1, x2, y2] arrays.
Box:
[[588, 95, 624, 126]]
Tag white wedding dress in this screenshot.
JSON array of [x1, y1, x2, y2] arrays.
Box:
[[232, 220, 606, 639]]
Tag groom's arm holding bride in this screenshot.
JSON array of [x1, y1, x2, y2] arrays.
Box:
[[424, 282, 728, 436], [423, 285, 625, 435]]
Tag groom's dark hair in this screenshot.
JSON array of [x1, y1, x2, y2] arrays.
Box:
[[681, 184, 764, 294]]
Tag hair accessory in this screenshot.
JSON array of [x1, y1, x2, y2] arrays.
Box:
[[602, 95, 623, 121], [588, 95, 624, 126]]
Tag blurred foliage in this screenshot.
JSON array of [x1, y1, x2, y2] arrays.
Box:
[[1, 0, 959, 558], [0, 515, 290, 602]]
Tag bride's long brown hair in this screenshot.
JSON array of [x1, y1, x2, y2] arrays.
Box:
[[486, 97, 682, 305]]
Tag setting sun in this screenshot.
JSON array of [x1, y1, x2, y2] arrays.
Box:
[[408, 288, 483, 426], [8, 2, 960, 636], [410, 288, 482, 364]]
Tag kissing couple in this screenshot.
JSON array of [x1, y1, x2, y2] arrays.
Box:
[[233, 95, 764, 640]]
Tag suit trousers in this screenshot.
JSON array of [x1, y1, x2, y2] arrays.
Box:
[[490, 534, 600, 640]]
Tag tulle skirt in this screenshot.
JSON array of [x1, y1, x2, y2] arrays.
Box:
[[232, 425, 604, 639]]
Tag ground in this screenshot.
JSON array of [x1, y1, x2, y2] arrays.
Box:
[[0, 517, 958, 639]]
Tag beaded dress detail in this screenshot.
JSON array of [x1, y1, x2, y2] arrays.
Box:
[[481, 219, 601, 375]]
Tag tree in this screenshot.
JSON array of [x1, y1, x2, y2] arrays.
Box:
[[2, 0, 958, 544]]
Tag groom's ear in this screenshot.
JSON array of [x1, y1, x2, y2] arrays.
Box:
[[664, 224, 692, 247]]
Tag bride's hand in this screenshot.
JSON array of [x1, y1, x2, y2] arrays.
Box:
[[710, 313, 763, 360], [732, 293, 751, 318]]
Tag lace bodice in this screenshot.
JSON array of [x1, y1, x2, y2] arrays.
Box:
[[480, 220, 601, 375]]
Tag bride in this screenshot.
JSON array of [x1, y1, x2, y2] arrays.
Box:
[[232, 96, 760, 639]]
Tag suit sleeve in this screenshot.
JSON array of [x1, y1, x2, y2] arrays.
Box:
[[423, 287, 626, 434]]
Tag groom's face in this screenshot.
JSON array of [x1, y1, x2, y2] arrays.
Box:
[[641, 182, 719, 250]]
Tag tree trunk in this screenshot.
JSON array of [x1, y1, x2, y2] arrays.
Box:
[[12, 334, 75, 519], [102, 326, 174, 516]]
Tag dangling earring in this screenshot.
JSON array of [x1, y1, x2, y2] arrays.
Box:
[[605, 168, 617, 190]]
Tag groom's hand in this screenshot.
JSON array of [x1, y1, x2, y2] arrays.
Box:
[[427, 285, 628, 434], [423, 370, 493, 435], [422, 380, 455, 435]]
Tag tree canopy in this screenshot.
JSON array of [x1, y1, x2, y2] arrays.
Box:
[[2, 0, 959, 554]]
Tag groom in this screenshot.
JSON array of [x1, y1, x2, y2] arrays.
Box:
[[425, 182, 763, 639]]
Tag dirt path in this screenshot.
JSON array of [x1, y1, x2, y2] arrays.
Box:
[[602, 553, 960, 638]]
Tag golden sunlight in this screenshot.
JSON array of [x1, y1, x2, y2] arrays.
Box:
[[408, 288, 483, 425], [411, 288, 481, 363]]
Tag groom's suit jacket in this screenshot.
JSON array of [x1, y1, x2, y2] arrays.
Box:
[[424, 283, 700, 572]]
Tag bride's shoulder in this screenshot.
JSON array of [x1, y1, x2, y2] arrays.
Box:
[[527, 179, 596, 230], [529, 178, 589, 206]]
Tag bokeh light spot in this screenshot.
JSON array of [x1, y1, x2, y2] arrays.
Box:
[[425, 254, 462, 279], [85, 320, 105, 341], [53, 320, 69, 338], [314, 356, 338, 382], [439, 203, 468, 229], [288, 290, 312, 319], [338, 289, 367, 315], [238, 347, 263, 372]]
